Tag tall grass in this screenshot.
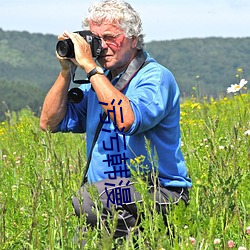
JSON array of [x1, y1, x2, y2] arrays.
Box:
[[0, 93, 249, 249]]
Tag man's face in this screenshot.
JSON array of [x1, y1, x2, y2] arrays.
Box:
[[89, 20, 138, 73]]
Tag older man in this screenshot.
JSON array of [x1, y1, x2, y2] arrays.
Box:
[[40, 0, 192, 243]]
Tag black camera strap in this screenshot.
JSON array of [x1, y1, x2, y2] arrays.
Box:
[[81, 50, 150, 186]]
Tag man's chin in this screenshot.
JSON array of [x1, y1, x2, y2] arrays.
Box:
[[98, 59, 113, 69]]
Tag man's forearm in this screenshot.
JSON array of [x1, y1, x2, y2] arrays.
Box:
[[40, 70, 71, 132], [90, 73, 135, 132]]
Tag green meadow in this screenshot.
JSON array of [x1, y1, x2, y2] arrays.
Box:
[[0, 90, 249, 249]]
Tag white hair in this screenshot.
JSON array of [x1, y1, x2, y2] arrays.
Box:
[[82, 0, 145, 49]]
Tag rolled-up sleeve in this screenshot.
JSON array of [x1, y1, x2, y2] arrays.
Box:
[[125, 64, 179, 135]]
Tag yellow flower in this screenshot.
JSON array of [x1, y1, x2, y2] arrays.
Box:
[[130, 159, 135, 165], [135, 157, 141, 164], [237, 67, 243, 73], [191, 103, 201, 109]]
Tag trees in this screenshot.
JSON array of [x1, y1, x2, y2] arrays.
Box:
[[0, 29, 249, 119], [0, 80, 45, 121]]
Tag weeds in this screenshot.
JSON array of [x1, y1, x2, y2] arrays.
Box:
[[0, 93, 249, 249]]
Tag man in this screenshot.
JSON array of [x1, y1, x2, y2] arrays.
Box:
[[40, 0, 192, 244]]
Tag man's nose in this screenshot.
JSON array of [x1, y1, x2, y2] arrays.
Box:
[[101, 38, 108, 49]]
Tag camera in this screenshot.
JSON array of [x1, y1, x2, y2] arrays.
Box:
[[56, 30, 102, 58]]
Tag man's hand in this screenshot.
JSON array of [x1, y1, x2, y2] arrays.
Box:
[[56, 33, 79, 71], [62, 31, 96, 73]]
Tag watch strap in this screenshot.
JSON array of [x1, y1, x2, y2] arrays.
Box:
[[87, 67, 103, 80]]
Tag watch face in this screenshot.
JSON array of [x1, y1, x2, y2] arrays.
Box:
[[96, 66, 104, 74]]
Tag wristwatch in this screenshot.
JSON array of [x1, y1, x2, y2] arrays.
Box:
[[87, 66, 104, 80]]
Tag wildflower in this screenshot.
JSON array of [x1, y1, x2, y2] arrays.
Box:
[[135, 157, 141, 164], [214, 238, 221, 244], [130, 159, 135, 165], [246, 226, 250, 235], [218, 145, 224, 150], [191, 103, 201, 109], [238, 247, 246, 250], [189, 237, 196, 246], [244, 130, 250, 136], [227, 79, 248, 93], [42, 213, 48, 221], [196, 180, 202, 185], [20, 207, 25, 214], [228, 240, 235, 248], [237, 67, 243, 73]]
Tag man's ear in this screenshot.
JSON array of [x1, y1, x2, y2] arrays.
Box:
[[131, 36, 139, 48]]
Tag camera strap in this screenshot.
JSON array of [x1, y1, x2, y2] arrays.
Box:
[[81, 50, 150, 186]]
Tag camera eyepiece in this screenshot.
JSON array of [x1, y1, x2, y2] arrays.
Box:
[[56, 30, 102, 58]]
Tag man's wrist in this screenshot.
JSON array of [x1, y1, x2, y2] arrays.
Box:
[[87, 66, 104, 80], [60, 68, 71, 79]]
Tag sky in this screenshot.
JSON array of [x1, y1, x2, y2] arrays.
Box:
[[1, 0, 250, 42]]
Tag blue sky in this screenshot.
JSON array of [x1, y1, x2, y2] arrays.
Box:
[[1, 0, 250, 42]]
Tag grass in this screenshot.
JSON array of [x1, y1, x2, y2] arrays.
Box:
[[0, 92, 249, 249]]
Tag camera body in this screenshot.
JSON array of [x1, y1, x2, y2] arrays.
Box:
[[56, 30, 102, 58]]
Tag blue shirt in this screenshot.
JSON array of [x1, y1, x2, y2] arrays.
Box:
[[58, 52, 192, 188]]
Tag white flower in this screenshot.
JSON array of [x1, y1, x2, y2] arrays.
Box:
[[189, 237, 196, 245], [244, 130, 250, 136], [214, 238, 221, 244], [238, 247, 246, 250], [227, 79, 248, 93]]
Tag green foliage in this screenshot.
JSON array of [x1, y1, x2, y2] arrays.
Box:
[[0, 110, 87, 249], [0, 93, 249, 249], [0, 29, 60, 87], [0, 79, 46, 121], [145, 37, 250, 98]]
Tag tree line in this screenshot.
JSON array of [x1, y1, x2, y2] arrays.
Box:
[[0, 28, 249, 120]]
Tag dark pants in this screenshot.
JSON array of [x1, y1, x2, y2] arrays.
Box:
[[72, 176, 189, 240]]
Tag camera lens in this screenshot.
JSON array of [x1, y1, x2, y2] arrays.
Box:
[[56, 39, 74, 58], [68, 88, 84, 103]]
